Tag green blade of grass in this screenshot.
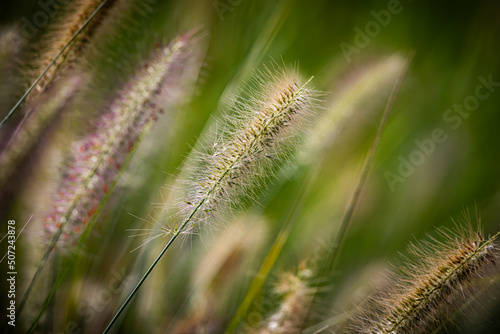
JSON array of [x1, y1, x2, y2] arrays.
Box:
[[321, 50, 414, 280], [302, 50, 415, 330]]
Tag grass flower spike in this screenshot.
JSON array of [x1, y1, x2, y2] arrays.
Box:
[[26, 0, 119, 98], [43, 33, 197, 246], [170, 66, 318, 234], [253, 266, 314, 334], [356, 223, 499, 334]]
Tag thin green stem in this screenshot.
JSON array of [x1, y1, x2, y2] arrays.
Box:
[[301, 50, 415, 328], [15, 217, 63, 322], [323, 49, 415, 279], [102, 205, 195, 333], [224, 163, 319, 334]]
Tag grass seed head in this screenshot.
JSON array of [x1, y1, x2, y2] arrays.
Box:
[[251, 265, 315, 334], [169, 65, 318, 235], [43, 34, 197, 248], [25, 0, 121, 98], [353, 219, 499, 334]]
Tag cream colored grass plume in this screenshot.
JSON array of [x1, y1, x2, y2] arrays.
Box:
[[103, 63, 319, 333], [162, 63, 319, 236], [250, 265, 315, 334], [24, 0, 119, 99], [353, 216, 499, 334]]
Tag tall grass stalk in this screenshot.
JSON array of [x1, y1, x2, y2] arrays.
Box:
[[103, 67, 318, 333], [320, 50, 415, 281], [43, 34, 195, 247]]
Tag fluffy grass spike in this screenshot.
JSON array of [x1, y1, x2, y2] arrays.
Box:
[[26, 0, 118, 98], [43, 33, 196, 248], [170, 66, 317, 235], [355, 221, 499, 334], [252, 266, 315, 334]]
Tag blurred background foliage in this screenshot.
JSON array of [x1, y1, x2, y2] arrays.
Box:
[[1, 0, 500, 333]]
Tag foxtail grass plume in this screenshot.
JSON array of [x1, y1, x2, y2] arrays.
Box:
[[43, 33, 198, 247], [0, 0, 126, 188], [354, 222, 499, 334], [25, 0, 121, 98], [251, 266, 314, 334], [165, 65, 318, 235]]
